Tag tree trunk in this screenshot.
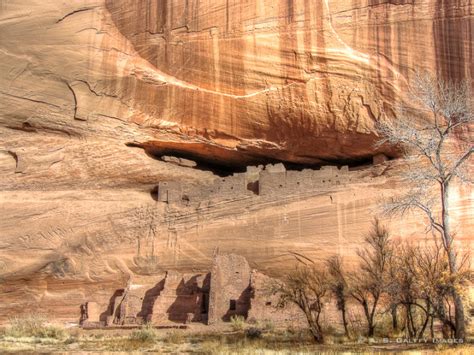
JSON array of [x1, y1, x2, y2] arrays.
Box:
[[301, 299, 324, 344], [341, 302, 350, 338], [452, 292, 465, 339], [417, 301, 431, 340], [368, 324, 375, 338], [441, 182, 465, 339], [391, 304, 398, 331], [437, 299, 456, 339], [307, 315, 324, 343], [407, 304, 415, 338], [430, 316, 434, 339], [361, 300, 373, 337], [417, 304, 430, 340]]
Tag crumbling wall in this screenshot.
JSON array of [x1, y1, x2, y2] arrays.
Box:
[[258, 164, 287, 196], [247, 271, 306, 327], [150, 271, 209, 324], [258, 164, 352, 196], [208, 254, 252, 323], [113, 276, 166, 325], [155, 162, 358, 206], [211, 174, 249, 198], [80, 254, 327, 329]]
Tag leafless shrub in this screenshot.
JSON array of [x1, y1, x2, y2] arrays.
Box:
[[348, 218, 393, 337], [384, 236, 472, 341], [326, 255, 350, 338], [273, 265, 329, 343]]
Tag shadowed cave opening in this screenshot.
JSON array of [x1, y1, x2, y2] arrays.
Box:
[[126, 142, 393, 178]]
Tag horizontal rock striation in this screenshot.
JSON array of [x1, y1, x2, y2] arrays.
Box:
[[0, 0, 472, 324]]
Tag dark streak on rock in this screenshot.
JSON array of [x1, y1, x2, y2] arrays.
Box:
[[6, 151, 21, 173], [65, 82, 81, 120], [0, 92, 60, 109], [56, 7, 97, 24]]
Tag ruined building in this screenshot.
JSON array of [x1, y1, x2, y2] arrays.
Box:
[[156, 163, 362, 206], [80, 161, 388, 328], [80, 254, 305, 328]]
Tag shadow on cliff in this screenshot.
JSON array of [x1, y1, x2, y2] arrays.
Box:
[[137, 278, 166, 320], [99, 289, 125, 323], [167, 274, 210, 323], [222, 285, 252, 322]]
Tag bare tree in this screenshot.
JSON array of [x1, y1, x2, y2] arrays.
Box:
[[326, 255, 350, 338], [376, 72, 473, 339], [349, 219, 393, 337], [389, 243, 433, 340], [414, 241, 470, 339], [274, 265, 329, 343]]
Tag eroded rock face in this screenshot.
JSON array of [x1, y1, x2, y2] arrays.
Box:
[[2, 1, 472, 166], [0, 1, 472, 324]]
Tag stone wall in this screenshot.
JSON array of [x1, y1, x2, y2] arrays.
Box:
[[208, 254, 252, 324], [79, 254, 328, 329], [247, 271, 306, 327], [150, 271, 210, 324], [156, 163, 359, 206], [207, 254, 307, 326]]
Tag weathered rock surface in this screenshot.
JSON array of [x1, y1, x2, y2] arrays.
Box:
[[0, 0, 473, 324], [2, 0, 472, 166]]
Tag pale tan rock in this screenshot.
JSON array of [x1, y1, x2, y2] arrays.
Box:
[[373, 153, 389, 165], [0, 0, 472, 325]]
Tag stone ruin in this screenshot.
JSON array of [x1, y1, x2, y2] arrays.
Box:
[[208, 254, 252, 323], [155, 163, 363, 206], [80, 254, 305, 328]]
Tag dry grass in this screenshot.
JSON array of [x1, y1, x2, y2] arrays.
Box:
[[128, 323, 157, 342], [3, 315, 66, 340], [230, 315, 246, 331], [0, 325, 472, 353]]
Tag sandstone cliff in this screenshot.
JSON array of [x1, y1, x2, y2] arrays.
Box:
[[0, 0, 472, 324]]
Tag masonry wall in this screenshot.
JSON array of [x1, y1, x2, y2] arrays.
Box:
[[150, 271, 209, 324], [81, 254, 324, 329], [155, 163, 357, 207], [247, 271, 306, 327], [208, 254, 252, 323]]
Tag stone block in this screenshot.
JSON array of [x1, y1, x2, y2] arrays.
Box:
[[208, 254, 252, 324], [86, 302, 101, 323], [373, 153, 389, 165]]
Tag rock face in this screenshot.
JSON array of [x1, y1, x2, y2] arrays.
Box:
[[1, 0, 472, 166], [0, 0, 473, 325]]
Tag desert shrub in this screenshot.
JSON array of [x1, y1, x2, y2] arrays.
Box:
[[129, 324, 157, 342], [64, 336, 78, 345], [163, 330, 184, 344], [37, 325, 66, 339], [245, 327, 262, 339], [246, 317, 257, 325], [230, 315, 246, 331], [5, 315, 65, 339], [257, 319, 275, 332]]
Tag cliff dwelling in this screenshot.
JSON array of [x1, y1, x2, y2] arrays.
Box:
[[154, 162, 379, 206], [80, 254, 305, 328], [0, 0, 472, 351]]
